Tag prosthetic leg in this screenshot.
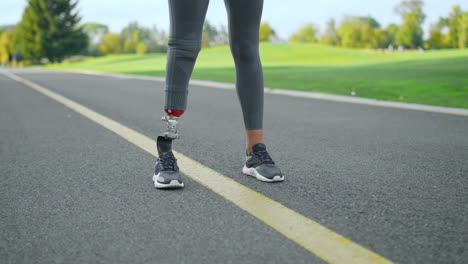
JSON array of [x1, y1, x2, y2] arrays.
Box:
[[156, 109, 184, 155], [153, 109, 185, 189]]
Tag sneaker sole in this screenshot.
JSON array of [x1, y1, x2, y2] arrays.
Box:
[[153, 173, 185, 189], [242, 165, 284, 182]]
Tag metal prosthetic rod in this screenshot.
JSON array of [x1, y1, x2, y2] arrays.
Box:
[[161, 115, 180, 139], [160, 109, 184, 140], [157, 109, 185, 154]]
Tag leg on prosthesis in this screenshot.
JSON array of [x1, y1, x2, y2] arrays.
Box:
[[154, 0, 209, 189], [156, 0, 208, 154]]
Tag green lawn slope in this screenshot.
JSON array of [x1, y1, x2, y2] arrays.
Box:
[[46, 42, 468, 108]]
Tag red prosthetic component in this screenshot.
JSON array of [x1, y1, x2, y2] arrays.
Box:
[[164, 109, 185, 117]]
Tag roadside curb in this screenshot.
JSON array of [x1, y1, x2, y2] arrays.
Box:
[[43, 68, 468, 117]]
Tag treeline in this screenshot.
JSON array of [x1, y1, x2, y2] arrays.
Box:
[[1, 0, 467, 65], [0, 0, 171, 64], [289, 1, 468, 50], [1, 0, 87, 64], [82, 22, 168, 56], [426, 5, 468, 49], [0, 0, 233, 64]]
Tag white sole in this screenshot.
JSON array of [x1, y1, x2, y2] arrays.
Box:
[[242, 165, 284, 182], [152, 173, 184, 189]]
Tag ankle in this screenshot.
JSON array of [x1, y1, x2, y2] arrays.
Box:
[[246, 142, 263, 154], [247, 147, 252, 154]]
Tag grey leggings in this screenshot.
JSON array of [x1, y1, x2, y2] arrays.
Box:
[[165, 0, 265, 130]]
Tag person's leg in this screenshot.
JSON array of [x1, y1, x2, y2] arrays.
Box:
[[223, 0, 265, 153], [154, 0, 209, 189], [224, 0, 283, 182], [246, 129, 263, 154], [165, 0, 209, 113]]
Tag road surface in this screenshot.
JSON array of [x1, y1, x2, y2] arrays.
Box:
[[1, 68, 467, 263]]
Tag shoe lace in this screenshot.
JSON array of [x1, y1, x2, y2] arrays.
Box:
[[252, 150, 275, 165], [158, 152, 177, 171]]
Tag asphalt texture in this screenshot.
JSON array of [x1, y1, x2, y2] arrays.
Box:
[[1, 68, 467, 264]]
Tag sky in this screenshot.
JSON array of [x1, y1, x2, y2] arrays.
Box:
[[2, 0, 468, 39]]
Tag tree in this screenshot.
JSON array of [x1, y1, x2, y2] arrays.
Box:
[[337, 16, 387, 49], [146, 25, 168, 53], [0, 25, 15, 34], [120, 21, 145, 53], [120, 21, 169, 53], [0, 29, 16, 64], [371, 28, 389, 48], [394, 0, 426, 48], [99, 33, 121, 54], [82, 23, 108, 45], [121, 21, 151, 43], [445, 5, 462, 48], [82, 22, 108, 56], [123, 39, 136, 53], [386, 24, 399, 45], [359, 16, 381, 28], [289, 23, 319, 43], [337, 17, 361, 48], [136, 42, 147, 55], [425, 25, 444, 49], [460, 12, 468, 48], [201, 20, 218, 48], [429, 5, 468, 49], [320, 19, 339, 46], [213, 24, 229, 46], [445, 5, 468, 49], [15, 0, 88, 62], [259, 22, 275, 41], [15, 2, 43, 61]]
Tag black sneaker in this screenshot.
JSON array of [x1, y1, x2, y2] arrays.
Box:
[[152, 136, 184, 189], [242, 143, 284, 182]]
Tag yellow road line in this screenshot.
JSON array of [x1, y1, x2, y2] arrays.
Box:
[[2, 70, 394, 264]]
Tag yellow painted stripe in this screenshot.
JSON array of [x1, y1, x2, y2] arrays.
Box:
[[2, 70, 394, 264]]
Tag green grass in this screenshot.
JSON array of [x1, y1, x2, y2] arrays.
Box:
[[46, 43, 468, 108]]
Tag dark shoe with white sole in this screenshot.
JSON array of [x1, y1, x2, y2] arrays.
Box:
[[153, 136, 184, 189], [242, 143, 284, 182]]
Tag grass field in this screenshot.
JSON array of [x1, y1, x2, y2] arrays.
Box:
[[46, 43, 468, 108]]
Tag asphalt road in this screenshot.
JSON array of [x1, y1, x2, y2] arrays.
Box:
[[1, 68, 467, 264]]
